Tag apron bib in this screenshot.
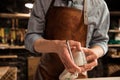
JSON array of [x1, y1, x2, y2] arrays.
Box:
[[35, 1, 88, 80]]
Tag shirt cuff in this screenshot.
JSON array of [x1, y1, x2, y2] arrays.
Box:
[[25, 34, 43, 53], [90, 42, 108, 56]]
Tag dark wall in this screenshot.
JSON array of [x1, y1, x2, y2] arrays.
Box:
[[105, 0, 120, 11], [0, 0, 120, 13], [0, 0, 34, 13]]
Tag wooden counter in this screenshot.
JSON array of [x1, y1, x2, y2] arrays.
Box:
[[76, 77, 120, 80]]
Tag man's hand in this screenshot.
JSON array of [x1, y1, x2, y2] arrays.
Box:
[[82, 46, 104, 71], [56, 40, 83, 73]]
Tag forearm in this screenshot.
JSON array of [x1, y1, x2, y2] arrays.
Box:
[[90, 45, 104, 58], [34, 38, 60, 53]]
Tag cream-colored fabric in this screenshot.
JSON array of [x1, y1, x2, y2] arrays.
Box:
[[59, 51, 87, 80]]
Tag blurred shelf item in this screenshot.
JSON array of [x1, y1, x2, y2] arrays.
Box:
[[110, 54, 120, 58], [0, 66, 10, 79], [108, 48, 120, 59], [0, 13, 30, 18], [0, 66, 17, 80]]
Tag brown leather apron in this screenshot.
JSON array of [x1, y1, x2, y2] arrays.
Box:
[[35, 1, 88, 80]]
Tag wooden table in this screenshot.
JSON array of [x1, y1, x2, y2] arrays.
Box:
[[76, 77, 120, 80]]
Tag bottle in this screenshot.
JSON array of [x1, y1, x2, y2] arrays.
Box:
[[10, 19, 16, 45], [10, 27, 16, 45], [0, 28, 3, 43], [4, 27, 10, 44], [0, 28, 5, 44]]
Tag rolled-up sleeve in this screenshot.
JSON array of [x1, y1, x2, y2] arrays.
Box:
[[89, 1, 110, 55], [25, 0, 47, 53], [25, 0, 64, 53]]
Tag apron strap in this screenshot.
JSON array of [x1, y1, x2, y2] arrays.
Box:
[[50, 0, 55, 7], [84, 0, 88, 25]]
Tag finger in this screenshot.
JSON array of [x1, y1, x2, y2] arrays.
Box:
[[64, 61, 82, 74], [69, 40, 81, 51], [79, 66, 86, 72], [68, 66, 82, 74], [82, 48, 97, 61], [84, 59, 98, 71], [82, 48, 94, 57], [86, 54, 97, 62], [82, 48, 90, 55], [59, 51, 81, 73]]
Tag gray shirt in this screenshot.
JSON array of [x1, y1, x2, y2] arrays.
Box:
[[25, 0, 110, 55]]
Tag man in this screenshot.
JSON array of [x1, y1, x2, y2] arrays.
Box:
[[25, 0, 110, 79]]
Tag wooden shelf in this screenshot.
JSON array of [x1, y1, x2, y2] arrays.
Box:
[[0, 44, 25, 49], [110, 54, 120, 58], [76, 77, 120, 80], [0, 13, 30, 19], [108, 44, 120, 47], [110, 11, 120, 16], [109, 29, 120, 33], [0, 55, 18, 59]]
